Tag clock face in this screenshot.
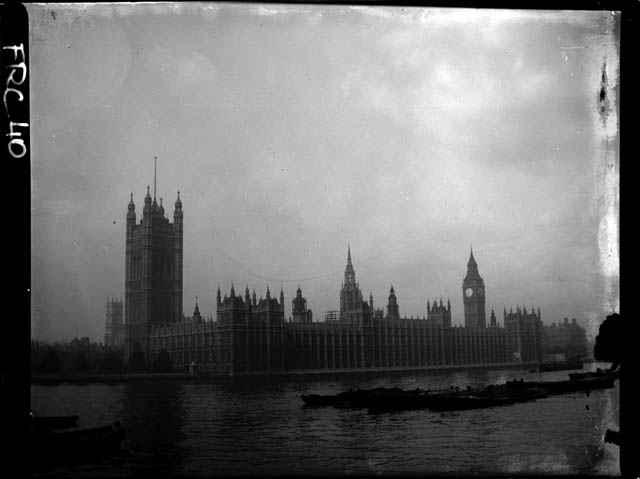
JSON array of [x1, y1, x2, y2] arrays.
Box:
[[465, 288, 473, 298]]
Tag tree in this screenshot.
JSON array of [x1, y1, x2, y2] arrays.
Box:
[[594, 312, 621, 371]]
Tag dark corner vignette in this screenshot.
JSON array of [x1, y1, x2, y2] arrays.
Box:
[[1, 1, 30, 474]]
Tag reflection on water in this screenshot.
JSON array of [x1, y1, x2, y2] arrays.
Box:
[[31, 363, 620, 476]]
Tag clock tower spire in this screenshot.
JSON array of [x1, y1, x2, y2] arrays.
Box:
[[462, 246, 486, 328]]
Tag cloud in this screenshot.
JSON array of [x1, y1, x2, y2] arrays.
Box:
[[28, 5, 618, 341]]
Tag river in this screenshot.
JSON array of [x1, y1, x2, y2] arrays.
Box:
[[31, 362, 619, 476]]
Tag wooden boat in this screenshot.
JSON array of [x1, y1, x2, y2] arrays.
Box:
[[31, 414, 126, 465], [526, 374, 617, 395], [425, 384, 549, 412], [568, 368, 619, 381], [301, 387, 408, 408], [30, 414, 79, 433], [366, 388, 458, 414], [334, 387, 425, 410]]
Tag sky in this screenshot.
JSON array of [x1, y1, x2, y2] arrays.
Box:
[[29, 4, 619, 343]]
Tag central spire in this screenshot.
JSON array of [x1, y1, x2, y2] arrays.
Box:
[[153, 156, 157, 202], [344, 245, 355, 284]]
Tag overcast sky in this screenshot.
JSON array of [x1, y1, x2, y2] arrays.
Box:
[[29, 4, 619, 343]]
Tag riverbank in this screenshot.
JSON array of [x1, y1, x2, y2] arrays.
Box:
[[31, 361, 539, 384]]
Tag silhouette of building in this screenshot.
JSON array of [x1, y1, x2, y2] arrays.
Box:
[[543, 317, 588, 358], [104, 296, 124, 347], [118, 178, 542, 374], [146, 247, 527, 374], [124, 162, 183, 364], [462, 247, 486, 328], [504, 306, 543, 363]]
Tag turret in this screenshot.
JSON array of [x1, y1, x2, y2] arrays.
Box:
[[216, 285, 221, 307], [193, 297, 201, 322], [143, 185, 152, 213], [127, 193, 136, 222], [174, 190, 183, 220]]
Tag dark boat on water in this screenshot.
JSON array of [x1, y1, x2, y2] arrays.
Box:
[[568, 368, 619, 381], [31, 413, 126, 465], [525, 374, 617, 395], [301, 387, 411, 408], [30, 414, 80, 433], [423, 383, 549, 412]]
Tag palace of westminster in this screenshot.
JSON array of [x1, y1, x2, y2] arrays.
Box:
[[105, 182, 552, 375]]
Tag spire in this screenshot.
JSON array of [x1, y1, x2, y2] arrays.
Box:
[[230, 283, 235, 297], [390, 284, 395, 294], [153, 156, 157, 202], [344, 245, 356, 284], [468, 245, 477, 268], [174, 190, 182, 210]]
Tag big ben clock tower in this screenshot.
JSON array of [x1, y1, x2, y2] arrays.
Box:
[[462, 247, 486, 328]]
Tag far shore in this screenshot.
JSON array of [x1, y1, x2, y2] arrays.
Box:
[[31, 361, 549, 385]]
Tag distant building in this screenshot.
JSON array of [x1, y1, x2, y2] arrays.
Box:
[[543, 318, 588, 358], [104, 297, 124, 347], [504, 306, 543, 363]]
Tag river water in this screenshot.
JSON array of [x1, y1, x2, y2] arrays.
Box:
[[31, 362, 619, 476]]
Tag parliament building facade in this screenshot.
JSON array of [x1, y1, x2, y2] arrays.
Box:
[[119, 186, 543, 375]]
